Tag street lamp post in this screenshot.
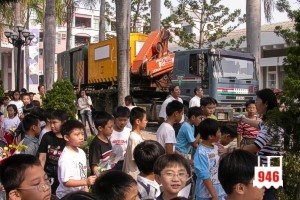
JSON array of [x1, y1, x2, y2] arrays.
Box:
[[4, 24, 34, 91]]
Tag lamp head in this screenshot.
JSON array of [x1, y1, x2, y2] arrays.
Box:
[[15, 24, 24, 32], [4, 30, 13, 38], [11, 32, 18, 40], [22, 29, 30, 37]]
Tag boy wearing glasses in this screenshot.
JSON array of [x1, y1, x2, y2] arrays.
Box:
[[0, 154, 54, 200], [154, 154, 191, 200]]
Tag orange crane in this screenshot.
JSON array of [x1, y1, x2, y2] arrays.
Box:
[[131, 30, 175, 86]]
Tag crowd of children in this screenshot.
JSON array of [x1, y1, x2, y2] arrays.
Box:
[[0, 85, 282, 200]]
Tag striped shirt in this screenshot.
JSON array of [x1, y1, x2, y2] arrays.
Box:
[[254, 122, 284, 165], [137, 175, 161, 200], [237, 117, 262, 138]]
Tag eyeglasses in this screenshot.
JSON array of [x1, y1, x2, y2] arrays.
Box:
[[161, 172, 189, 180], [17, 178, 54, 192]]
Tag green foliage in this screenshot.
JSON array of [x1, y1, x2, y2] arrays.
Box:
[[0, 73, 4, 98], [43, 80, 77, 119], [269, 1, 300, 198], [81, 135, 95, 155], [162, 0, 246, 49]]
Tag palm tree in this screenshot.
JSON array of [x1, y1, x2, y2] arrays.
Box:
[[44, 0, 56, 90], [99, 0, 105, 42], [150, 0, 160, 31], [246, 0, 275, 89], [63, 0, 96, 50], [115, 0, 130, 106]]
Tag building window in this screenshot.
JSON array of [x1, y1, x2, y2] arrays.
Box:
[[94, 19, 99, 30], [93, 36, 99, 43], [39, 49, 43, 56], [56, 34, 61, 45], [267, 72, 276, 89], [75, 36, 90, 46], [75, 17, 91, 28], [62, 34, 66, 39], [111, 21, 116, 31]]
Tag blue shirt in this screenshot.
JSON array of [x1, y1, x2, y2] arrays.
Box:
[[21, 135, 39, 156], [194, 144, 226, 199], [175, 122, 195, 154]]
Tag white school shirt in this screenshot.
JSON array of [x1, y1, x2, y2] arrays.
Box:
[[110, 127, 131, 161], [189, 95, 201, 108], [9, 100, 24, 116], [159, 96, 184, 123], [156, 122, 176, 152], [122, 132, 144, 180], [2, 116, 20, 132], [56, 147, 87, 199]]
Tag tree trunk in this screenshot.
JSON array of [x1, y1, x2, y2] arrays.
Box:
[[25, 6, 30, 90], [199, 0, 205, 48], [115, 0, 131, 106], [44, 0, 56, 90], [66, 1, 72, 50], [246, 0, 261, 88], [14, 2, 21, 90], [99, 0, 106, 41], [150, 0, 160, 31]]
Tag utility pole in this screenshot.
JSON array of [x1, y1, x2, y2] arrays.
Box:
[[151, 0, 161, 31]]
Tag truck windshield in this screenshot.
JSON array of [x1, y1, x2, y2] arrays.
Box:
[[216, 57, 254, 79]]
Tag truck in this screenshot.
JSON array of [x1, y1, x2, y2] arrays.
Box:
[[57, 31, 258, 122], [171, 48, 259, 121], [57, 30, 174, 120]]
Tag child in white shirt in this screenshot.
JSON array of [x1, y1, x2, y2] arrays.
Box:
[[56, 120, 96, 199]]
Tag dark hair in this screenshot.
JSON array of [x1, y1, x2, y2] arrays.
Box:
[[12, 90, 20, 100], [169, 85, 179, 93], [153, 154, 191, 176], [187, 106, 204, 119], [23, 103, 35, 115], [218, 150, 258, 194], [134, 141, 165, 175], [60, 120, 84, 137], [166, 100, 184, 117], [61, 191, 97, 200], [21, 93, 30, 98], [194, 87, 202, 94], [31, 100, 41, 107], [50, 109, 69, 122], [0, 154, 41, 196], [44, 108, 54, 120], [220, 125, 237, 138], [38, 85, 45, 91], [256, 88, 278, 112], [22, 114, 40, 131], [200, 97, 218, 107], [93, 111, 114, 129], [6, 104, 18, 116], [31, 107, 46, 121], [20, 88, 27, 93], [92, 171, 137, 200], [113, 106, 130, 118], [170, 197, 189, 200], [198, 118, 219, 140], [245, 99, 255, 108], [125, 95, 134, 104], [129, 107, 146, 125], [1, 96, 9, 103]]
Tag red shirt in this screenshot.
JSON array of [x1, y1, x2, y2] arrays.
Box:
[[237, 117, 262, 138]]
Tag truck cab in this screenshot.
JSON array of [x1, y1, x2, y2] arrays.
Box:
[[172, 48, 259, 121]]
